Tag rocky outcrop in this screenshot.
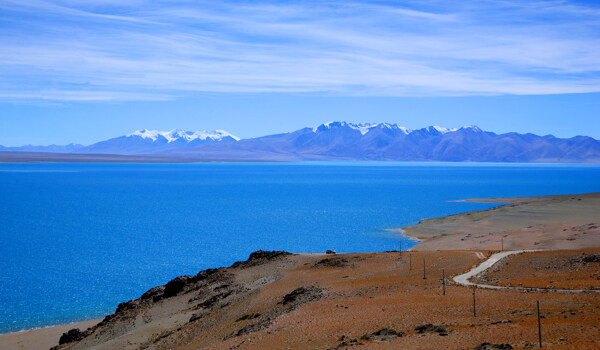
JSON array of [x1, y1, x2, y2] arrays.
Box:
[[281, 286, 323, 306], [360, 328, 404, 341], [414, 323, 449, 336], [313, 257, 349, 268], [231, 250, 292, 269], [58, 328, 84, 345], [51, 251, 294, 349]]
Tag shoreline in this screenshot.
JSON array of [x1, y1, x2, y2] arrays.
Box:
[[396, 192, 600, 251], [2, 192, 599, 349], [0, 317, 103, 337], [0, 319, 101, 350]]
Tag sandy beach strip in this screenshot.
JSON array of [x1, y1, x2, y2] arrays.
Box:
[[0, 319, 101, 350]]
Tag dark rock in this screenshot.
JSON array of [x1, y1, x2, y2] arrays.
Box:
[[97, 314, 115, 327], [214, 284, 229, 291], [434, 326, 447, 333], [116, 299, 139, 313], [414, 323, 448, 335], [582, 254, 600, 263], [163, 276, 192, 298], [189, 313, 204, 322], [58, 328, 84, 345], [360, 328, 403, 342], [231, 316, 272, 338], [197, 291, 231, 309], [490, 320, 512, 325], [373, 328, 398, 336], [333, 338, 362, 348], [326, 250, 337, 254], [148, 268, 225, 301], [474, 342, 513, 350], [153, 330, 174, 343], [314, 257, 349, 268], [235, 323, 263, 336], [231, 250, 292, 269], [415, 323, 436, 333], [236, 313, 261, 321], [141, 285, 165, 301], [282, 286, 323, 305], [164, 269, 223, 299], [192, 268, 220, 282]]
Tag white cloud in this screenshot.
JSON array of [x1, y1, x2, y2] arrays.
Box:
[[0, 0, 599, 101]]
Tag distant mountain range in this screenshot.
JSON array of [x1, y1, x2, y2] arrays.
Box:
[[2, 122, 600, 162], [81, 129, 239, 155], [0, 143, 86, 153]]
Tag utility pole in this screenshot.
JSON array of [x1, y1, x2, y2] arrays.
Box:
[[442, 269, 446, 296], [423, 258, 426, 279], [472, 285, 477, 317], [537, 301, 542, 348]]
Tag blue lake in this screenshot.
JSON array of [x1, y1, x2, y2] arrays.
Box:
[[1, 162, 599, 333]]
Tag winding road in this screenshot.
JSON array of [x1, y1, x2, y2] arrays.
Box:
[[453, 250, 600, 293]]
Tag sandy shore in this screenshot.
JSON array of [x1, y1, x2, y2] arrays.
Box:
[[0, 319, 100, 350], [2, 192, 599, 349], [398, 192, 600, 251]]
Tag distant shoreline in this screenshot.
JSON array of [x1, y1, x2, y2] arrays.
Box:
[[0, 151, 269, 163], [3, 151, 600, 164], [396, 192, 600, 251]]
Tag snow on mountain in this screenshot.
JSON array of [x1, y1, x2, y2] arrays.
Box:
[[128, 129, 240, 142], [429, 126, 457, 134], [310, 121, 483, 136], [457, 125, 483, 132], [3, 122, 599, 163], [162, 122, 600, 162], [312, 121, 411, 135], [79, 129, 239, 155]]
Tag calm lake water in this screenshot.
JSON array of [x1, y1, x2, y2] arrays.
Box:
[[1, 162, 599, 333]]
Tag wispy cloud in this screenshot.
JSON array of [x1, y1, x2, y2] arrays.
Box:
[[0, 0, 599, 101]]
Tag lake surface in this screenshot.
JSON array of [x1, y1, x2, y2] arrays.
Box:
[[1, 162, 599, 333]]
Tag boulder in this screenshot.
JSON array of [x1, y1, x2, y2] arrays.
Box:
[[58, 328, 84, 345], [163, 276, 192, 298]]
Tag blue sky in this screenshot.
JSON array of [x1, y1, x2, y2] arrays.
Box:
[[0, 0, 599, 145]]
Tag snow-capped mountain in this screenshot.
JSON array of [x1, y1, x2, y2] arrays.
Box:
[[128, 129, 239, 143], [1, 123, 599, 162], [158, 122, 600, 162], [312, 121, 411, 135], [81, 129, 239, 155]]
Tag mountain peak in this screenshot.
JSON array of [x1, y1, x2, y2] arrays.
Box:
[[425, 126, 457, 134], [129, 129, 161, 140], [312, 121, 411, 135], [127, 129, 239, 143], [457, 125, 482, 132]]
